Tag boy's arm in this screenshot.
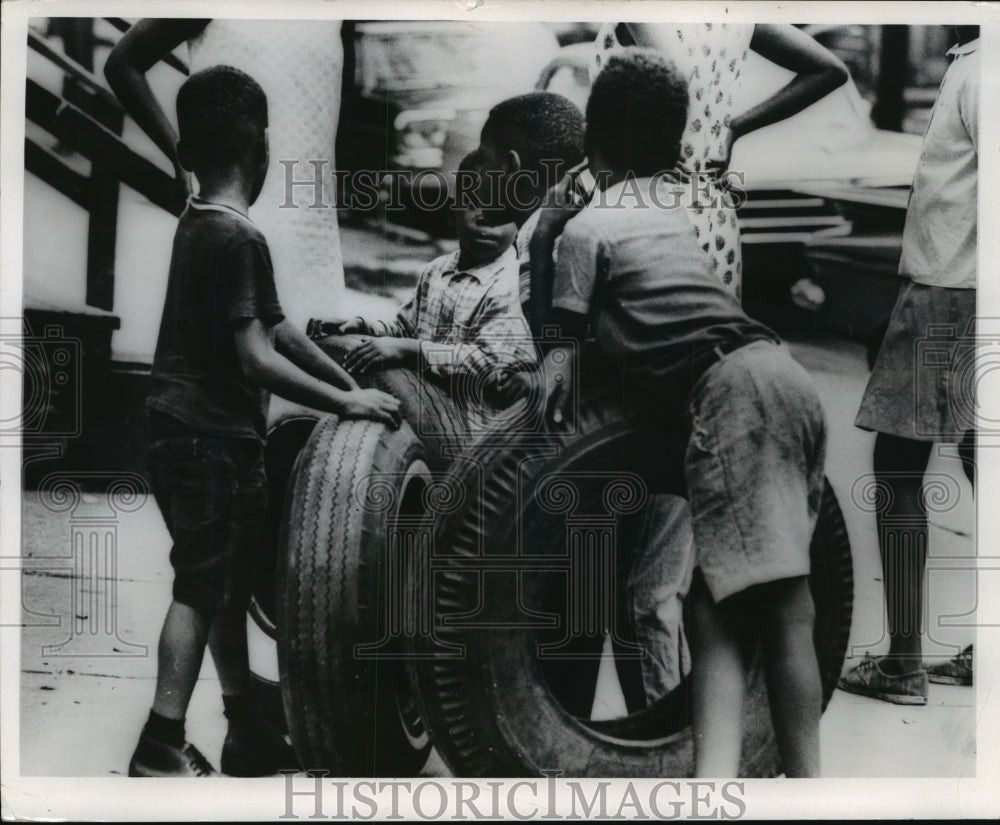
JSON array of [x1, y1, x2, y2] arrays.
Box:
[[542, 312, 586, 425], [550, 212, 601, 324], [418, 284, 537, 385], [960, 62, 979, 153], [541, 212, 605, 423], [274, 319, 360, 390], [104, 19, 209, 205], [224, 236, 399, 425], [528, 228, 557, 339], [338, 267, 429, 373], [515, 212, 539, 329], [342, 336, 420, 375], [308, 276, 420, 340], [235, 319, 401, 426], [379, 275, 421, 338], [528, 174, 587, 337]]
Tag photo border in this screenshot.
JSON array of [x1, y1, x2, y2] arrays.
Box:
[[2, 0, 998, 819]]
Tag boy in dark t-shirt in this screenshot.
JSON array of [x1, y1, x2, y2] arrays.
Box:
[[535, 50, 828, 777], [130, 66, 401, 778]]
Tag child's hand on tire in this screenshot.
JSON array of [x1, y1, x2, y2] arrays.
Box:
[[340, 388, 402, 428], [307, 317, 365, 340], [343, 337, 416, 374]]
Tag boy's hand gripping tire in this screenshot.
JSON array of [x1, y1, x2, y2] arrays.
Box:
[[317, 334, 472, 473]]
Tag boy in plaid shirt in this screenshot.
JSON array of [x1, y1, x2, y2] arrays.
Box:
[[309, 150, 536, 399]]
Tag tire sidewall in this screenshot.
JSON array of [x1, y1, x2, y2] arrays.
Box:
[[413, 398, 850, 777], [278, 415, 433, 775]]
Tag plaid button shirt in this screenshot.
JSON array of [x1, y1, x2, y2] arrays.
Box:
[[357, 246, 537, 382]]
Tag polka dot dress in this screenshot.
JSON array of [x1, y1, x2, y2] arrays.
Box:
[[593, 23, 753, 299], [188, 21, 346, 327]]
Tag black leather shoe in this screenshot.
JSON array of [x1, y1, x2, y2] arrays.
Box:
[[128, 734, 218, 777], [220, 723, 300, 777]]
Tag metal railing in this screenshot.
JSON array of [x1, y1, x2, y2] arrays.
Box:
[[25, 20, 187, 311]]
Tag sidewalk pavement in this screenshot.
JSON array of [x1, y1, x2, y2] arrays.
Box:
[[17, 334, 974, 778]]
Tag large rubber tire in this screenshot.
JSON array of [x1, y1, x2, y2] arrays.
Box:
[[316, 334, 472, 472], [277, 414, 433, 775], [408, 392, 853, 777]]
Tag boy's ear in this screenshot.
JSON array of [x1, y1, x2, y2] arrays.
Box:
[[255, 128, 269, 166], [504, 149, 523, 174]]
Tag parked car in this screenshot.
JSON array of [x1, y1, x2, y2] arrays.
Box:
[[336, 21, 560, 229]]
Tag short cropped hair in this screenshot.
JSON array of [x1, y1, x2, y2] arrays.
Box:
[[585, 48, 689, 177], [481, 91, 584, 178], [176, 65, 268, 172]]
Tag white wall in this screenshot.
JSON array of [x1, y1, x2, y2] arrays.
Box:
[[23, 173, 90, 313], [111, 185, 175, 362], [23, 172, 174, 363]]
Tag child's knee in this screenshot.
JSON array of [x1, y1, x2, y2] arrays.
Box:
[[729, 576, 815, 632], [172, 579, 251, 627], [757, 576, 816, 631]]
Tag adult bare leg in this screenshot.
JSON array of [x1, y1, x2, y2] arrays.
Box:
[[873, 432, 933, 675]]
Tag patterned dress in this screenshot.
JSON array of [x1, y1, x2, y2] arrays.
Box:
[[188, 20, 345, 327], [593, 22, 753, 298]]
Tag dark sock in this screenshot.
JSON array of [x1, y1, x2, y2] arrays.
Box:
[[879, 653, 922, 676], [144, 709, 185, 748]]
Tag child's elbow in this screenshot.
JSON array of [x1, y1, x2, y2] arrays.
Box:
[[103, 47, 127, 88], [236, 346, 271, 385], [824, 57, 850, 92]]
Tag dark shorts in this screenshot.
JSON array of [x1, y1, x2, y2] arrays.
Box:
[[145, 412, 268, 616], [686, 340, 828, 603], [856, 280, 977, 443]]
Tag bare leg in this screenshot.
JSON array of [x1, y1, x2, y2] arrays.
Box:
[[627, 494, 695, 704], [151, 600, 210, 720], [208, 607, 251, 697], [690, 573, 746, 777], [873, 433, 933, 675], [755, 576, 821, 778]]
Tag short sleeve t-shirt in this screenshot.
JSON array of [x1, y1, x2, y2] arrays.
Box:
[[552, 177, 778, 398], [148, 199, 285, 439], [899, 40, 979, 288]]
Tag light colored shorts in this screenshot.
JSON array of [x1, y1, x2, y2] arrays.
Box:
[[856, 279, 977, 443], [685, 340, 827, 603]]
